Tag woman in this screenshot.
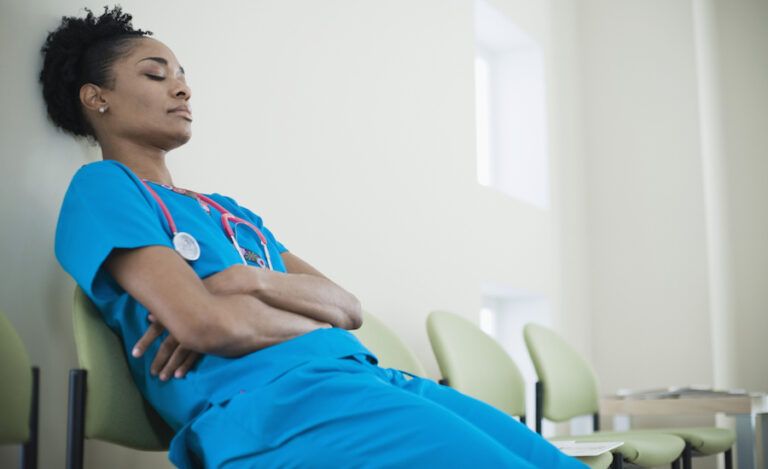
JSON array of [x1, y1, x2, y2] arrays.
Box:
[[43, 6, 585, 468]]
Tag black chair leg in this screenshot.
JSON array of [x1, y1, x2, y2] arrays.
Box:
[[671, 456, 681, 469], [67, 369, 86, 469], [535, 381, 543, 434], [724, 447, 733, 469], [20, 366, 39, 469], [611, 452, 623, 469], [682, 442, 692, 469]]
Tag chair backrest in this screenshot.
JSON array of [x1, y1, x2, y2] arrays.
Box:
[[73, 287, 172, 450], [523, 323, 599, 422], [426, 311, 526, 417], [0, 311, 32, 444], [351, 311, 427, 376]]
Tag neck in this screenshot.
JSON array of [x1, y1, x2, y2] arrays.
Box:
[[99, 139, 175, 186]]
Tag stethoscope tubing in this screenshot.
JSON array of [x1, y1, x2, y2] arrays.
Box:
[[140, 180, 273, 269]]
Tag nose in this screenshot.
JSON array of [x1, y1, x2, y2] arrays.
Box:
[[173, 78, 192, 101]]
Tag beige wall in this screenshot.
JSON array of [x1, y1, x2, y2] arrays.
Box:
[[579, 0, 715, 391], [577, 0, 768, 397], [711, 0, 768, 392]]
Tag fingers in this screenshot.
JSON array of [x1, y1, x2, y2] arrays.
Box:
[[158, 346, 199, 381], [135, 313, 200, 381], [151, 334, 179, 378], [132, 321, 164, 358], [173, 351, 200, 379]]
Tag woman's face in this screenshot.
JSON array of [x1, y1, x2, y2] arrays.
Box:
[[90, 37, 192, 150]]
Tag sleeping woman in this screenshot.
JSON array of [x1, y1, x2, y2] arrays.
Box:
[[43, 6, 585, 468]]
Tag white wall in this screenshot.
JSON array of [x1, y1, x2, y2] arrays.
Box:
[[1, 0, 584, 467], [710, 0, 768, 392], [577, 0, 768, 400], [578, 0, 715, 391]]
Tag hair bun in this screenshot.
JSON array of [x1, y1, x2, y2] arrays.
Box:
[[39, 5, 152, 140]]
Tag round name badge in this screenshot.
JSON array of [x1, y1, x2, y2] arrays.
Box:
[[173, 232, 201, 261]]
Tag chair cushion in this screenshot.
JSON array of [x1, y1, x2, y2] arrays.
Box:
[[627, 427, 736, 455], [553, 432, 685, 467], [73, 288, 173, 449], [0, 312, 31, 444], [576, 451, 613, 469]]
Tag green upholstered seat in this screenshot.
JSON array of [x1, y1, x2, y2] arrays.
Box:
[[523, 324, 599, 421], [426, 311, 526, 417], [426, 311, 686, 467], [0, 311, 32, 444], [574, 451, 613, 469], [524, 323, 734, 464], [351, 311, 426, 376], [629, 427, 735, 456], [72, 287, 172, 450], [552, 432, 685, 467], [0, 310, 38, 468]]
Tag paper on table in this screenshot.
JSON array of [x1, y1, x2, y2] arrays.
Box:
[[551, 440, 624, 457], [615, 386, 749, 399]]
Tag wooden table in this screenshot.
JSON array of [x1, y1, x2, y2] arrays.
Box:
[[601, 394, 768, 469]]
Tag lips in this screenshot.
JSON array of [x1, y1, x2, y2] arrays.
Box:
[[169, 105, 193, 121]]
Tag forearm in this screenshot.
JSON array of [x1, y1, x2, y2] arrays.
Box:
[[108, 247, 330, 359], [254, 270, 362, 329], [189, 292, 330, 356], [204, 265, 362, 330]]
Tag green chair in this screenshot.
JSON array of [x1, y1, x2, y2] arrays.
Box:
[[351, 310, 426, 376], [67, 287, 173, 469], [427, 311, 687, 469], [425, 311, 527, 422], [524, 323, 735, 469], [426, 311, 616, 467], [578, 452, 614, 469], [0, 311, 39, 469]]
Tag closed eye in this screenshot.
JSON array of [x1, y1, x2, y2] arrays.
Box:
[[146, 74, 166, 81]]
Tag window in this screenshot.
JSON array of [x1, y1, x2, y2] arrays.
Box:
[[474, 0, 550, 208]]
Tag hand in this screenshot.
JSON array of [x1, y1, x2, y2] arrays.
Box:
[[132, 314, 200, 381]]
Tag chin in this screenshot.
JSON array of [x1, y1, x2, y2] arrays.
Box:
[[169, 127, 192, 148]]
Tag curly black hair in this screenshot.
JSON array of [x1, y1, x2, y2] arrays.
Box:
[[39, 5, 152, 140]]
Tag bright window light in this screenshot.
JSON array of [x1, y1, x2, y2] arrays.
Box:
[[474, 0, 550, 208], [479, 306, 496, 335], [475, 54, 492, 187]]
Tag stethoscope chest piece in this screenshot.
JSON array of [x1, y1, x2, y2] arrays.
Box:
[[173, 231, 201, 261]]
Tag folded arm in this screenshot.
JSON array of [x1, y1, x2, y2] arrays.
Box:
[[106, 246, 331, 357], [203, 252, 362, 330]]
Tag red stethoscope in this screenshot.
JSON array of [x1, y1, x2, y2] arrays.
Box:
[[140, 180, 273, 269]]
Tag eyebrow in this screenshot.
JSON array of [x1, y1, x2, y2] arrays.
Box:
[[136, 57, 185, 75]]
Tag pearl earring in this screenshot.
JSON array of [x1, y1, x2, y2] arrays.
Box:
[[99, 105, 107, 114]]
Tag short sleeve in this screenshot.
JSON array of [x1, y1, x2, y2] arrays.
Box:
[[210, 193, 289, 254], [55, 161, 173, 302]]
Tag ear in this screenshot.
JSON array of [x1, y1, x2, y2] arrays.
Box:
[[79, 83, 107, 113]]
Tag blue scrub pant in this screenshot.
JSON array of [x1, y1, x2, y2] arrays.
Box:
[[185, 354, 586, 468]]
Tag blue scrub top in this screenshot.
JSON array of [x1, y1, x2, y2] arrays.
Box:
[[55, 160, 370, 434]]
